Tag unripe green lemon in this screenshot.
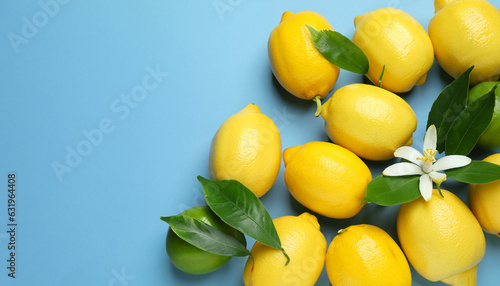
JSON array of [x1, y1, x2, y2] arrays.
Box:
[[166, 206, 246, 275], [468, 81, 500, 149]]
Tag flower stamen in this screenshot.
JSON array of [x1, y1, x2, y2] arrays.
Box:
[[417, 148, 437, 164]]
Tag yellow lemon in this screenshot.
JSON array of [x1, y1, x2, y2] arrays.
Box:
[[243, 212, 327, 286], [325, 224, 412, 286], [468, 153, 500, 237], [321, 83, 417, 161], [209, 104, 281, 197], [283, 141, 371, 219], [268, 11, 340, 114], [353, 8, 434, 93], [429, 0, 500, 85], [397, 189, 486, 285]]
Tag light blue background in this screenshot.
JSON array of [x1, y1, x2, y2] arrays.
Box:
[[1, 1, 499, 285]]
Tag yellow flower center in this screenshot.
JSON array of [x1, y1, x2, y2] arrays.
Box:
[[417, 149, 437, 173], [417, 149, 437, 164]]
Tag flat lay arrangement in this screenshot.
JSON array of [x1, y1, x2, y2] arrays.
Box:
[[1, 1, 500, 285]]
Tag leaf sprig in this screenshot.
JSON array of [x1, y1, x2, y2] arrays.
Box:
[[161, 176, 290, 266], [364, 67, 500, 206], [198, 176, 290, 264], [307, 25, 369, 75], [427, 66, 497, 156], [307, 25, 388, 116]]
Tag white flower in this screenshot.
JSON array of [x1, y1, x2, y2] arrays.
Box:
[[382, 125, 471, 201]]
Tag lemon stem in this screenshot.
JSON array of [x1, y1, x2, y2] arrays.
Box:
[[378, 65, 385, 88], [437, 183, 444, 198], [281, 248, 291, 266], [313, 95, 322, 117], [337, 228, 347, 234], [363, 65, 385, 88], [364, 74, 377, 86]]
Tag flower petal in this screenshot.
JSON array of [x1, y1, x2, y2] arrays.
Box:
[[429, 171, 447, 184], [433, 155, 472, 171], [422, 160, 433, 174], [383, 162, 423, 176], [394, 146, 424, 166], [423, 125, 437, 151], [419, 174, 433, 201]]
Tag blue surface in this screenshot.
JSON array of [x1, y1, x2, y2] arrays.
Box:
[[1, 1, 499, 285]]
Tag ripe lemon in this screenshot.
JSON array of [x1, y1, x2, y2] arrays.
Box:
[[166, 206, 246, 275], [268, 11, 340, 114], [283, 141, 371, 219], [353, 8, 434, 93], [325, 224, 411, 286], [429, 0, 500, 85], [467, 81, 500, 149], [243, 212, 327, 286], [468, 153, 500, 237], [209, 104, 281, 197], [321, 83, 417, 161], [397, 189, 486, 285]]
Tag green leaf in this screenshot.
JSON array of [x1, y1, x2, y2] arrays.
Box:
[[161, 215, 251, 257], [445, 161, 500, 184], [307, 25, 369, 75], [427, 66, 473, 152], [363, 175, 421, 206], [197, 176, 290, 265], [445, 84, 497, 156]]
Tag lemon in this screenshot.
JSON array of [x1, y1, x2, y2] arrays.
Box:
[[468, 153, 500, 237], [283, 141, 371, 219], [397, 189, 486, 285], [243, 212, 327, 286], [353, 8, 434, 93], [209, 104, 281, 197], [325, 224, 411, 286], [467, 81, 500, 149], [321, 83, 417, 161], [268, 11, 340, 114], [429, 0, 500, 85]]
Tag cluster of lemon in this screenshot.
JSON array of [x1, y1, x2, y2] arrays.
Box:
[[208, 1, 500, 285]]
